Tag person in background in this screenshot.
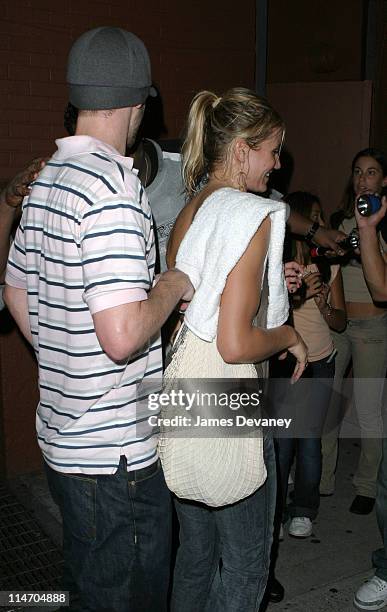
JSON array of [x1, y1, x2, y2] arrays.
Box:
[[64, 101, 184, 274], [353, 197, 387, 610], [275, 191, 346, 538], [321, 148, 387, 515]]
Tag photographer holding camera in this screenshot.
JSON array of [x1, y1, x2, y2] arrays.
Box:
[[353, 194, 387, 611], [320, 148, 387, 516]]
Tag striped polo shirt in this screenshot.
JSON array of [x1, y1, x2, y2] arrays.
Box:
[[6, 136, 162, 475]]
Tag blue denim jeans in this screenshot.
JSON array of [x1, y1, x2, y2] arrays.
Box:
[[45, 457, 172, 612], [170, 435, 276, 612], [274, 356, 335, 521], [373, 438, 387, 581]]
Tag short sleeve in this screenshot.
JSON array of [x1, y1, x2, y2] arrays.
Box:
[[79, 194, 153, 314], [5, 225, 27, 289]]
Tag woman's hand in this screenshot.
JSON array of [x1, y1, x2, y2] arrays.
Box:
[[314, 283, 330, 313], [287, 330, 309, 384], [303, 271, 323, 299], [284, 261, 304, 293]]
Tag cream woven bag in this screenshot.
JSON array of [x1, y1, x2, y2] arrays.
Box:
[[158, 325, 267, 507]]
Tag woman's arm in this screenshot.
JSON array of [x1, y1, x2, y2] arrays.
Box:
[[287, 209, 346, 254], [355, 197, 387, 301], [217, 217, 307, 381], [314, 269, 347, 332]]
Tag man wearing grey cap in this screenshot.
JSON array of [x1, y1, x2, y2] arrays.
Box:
[[4, 27, 192, 612]]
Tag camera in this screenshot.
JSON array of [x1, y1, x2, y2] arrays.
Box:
[[310, 229, 359, 258], [356, 188, 387, 243], [357, 187, 387, 217], [357, 194, 382, 217]]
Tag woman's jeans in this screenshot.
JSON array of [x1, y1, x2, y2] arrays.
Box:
[[321, 313, 387, 497], [274, 356, 335, 521], [171, 435, 276, 612], [45, 457, 172, 612]]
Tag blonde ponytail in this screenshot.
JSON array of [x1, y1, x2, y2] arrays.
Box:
[[182, 91, 219, 198]]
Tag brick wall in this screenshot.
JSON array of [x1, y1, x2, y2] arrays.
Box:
[[0, 0, 256, 182]]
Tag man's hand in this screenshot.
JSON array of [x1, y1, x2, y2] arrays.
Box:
[[284, 261, 304, 293], [169, 268, 194, 302], [0, 158, 46, 209], [313, 227, 347, 256]]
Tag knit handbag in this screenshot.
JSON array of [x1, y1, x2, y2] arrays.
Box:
[[158, 325, 267, 507]]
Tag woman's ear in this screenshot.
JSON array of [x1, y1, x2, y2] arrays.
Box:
[[233, 138, 249, 163]]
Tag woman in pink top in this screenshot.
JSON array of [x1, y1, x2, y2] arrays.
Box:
[[275, 192, 346, 538]]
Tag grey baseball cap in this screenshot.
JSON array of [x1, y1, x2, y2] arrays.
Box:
[[67, 27, 156, 110]]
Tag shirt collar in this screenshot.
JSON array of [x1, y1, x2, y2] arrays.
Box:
[[53, 136, 134, 172]]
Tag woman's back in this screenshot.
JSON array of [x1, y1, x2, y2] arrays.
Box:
[[167, 186, 210, 268]]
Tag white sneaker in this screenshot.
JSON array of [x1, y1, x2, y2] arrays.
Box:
[[354, 576, 387, 610], [288, 517, 313, 538]]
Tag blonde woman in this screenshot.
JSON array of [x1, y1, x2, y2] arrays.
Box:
[[164, 88, 308, 612]]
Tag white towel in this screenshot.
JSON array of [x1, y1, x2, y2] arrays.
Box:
[[175, 187, 289, 341]]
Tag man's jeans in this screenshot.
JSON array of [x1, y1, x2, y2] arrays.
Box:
[[373, 438, 387, 581], [274, 357, 335, 521], [171, 435, 276, 612], [45, 457, 172, 612]]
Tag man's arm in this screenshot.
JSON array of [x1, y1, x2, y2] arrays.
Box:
[[287, 209, 346, 254], [0, 199, 18, 284], [3, 285, 33, 344], [355, 197, 387, 301], [92, 268, 193, 362]]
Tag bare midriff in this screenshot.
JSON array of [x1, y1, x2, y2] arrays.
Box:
[[346, 301, 386, 319]]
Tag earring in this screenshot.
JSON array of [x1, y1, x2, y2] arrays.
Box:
[[236, 145, 249, 191], [238, 170, 247, 192]]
